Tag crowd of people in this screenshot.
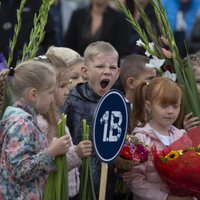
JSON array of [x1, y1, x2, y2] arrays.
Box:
[[1, 0, 200, 200]]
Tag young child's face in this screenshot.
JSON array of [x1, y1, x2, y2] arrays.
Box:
[[193, 65, 200, 98], [68, 63, 86, 91], [147, 97, 181, 129], [86, 53, 119, 96], [133, 68, 157, 90], [54, 72, 69, 107], [138, 68, 157, 82], [35, 85, 55, 114]]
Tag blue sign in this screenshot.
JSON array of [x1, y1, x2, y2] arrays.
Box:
[[93, 90, 128, 163]]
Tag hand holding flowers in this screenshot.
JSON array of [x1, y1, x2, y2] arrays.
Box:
[[153, 126, 200, 197], [114, 135, 149, 194]]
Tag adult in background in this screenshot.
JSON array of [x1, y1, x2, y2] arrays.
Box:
[[64, 0, 132, 59], [162, 0, 200, 58], [0, 0, 57, 66]]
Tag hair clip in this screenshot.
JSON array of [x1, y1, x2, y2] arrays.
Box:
[[8, 67, 15, 76], [34, 55, 48, 60], [68, 79, 73, 84]]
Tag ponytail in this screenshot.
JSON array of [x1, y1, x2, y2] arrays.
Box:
[[130, 81, 149, 130]]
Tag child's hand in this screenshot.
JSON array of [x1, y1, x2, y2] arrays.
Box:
[[48, 135, 71, 158], [75, 140, 92, 159], [183, 112, 200, 131], [122, 170, 136, 183]]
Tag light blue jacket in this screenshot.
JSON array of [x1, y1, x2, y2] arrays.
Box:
[[162, 0, 200, 37]]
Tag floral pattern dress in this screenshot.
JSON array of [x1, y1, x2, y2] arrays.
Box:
[[0, 101, 56, 200]]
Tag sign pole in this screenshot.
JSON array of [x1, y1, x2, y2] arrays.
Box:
[[99, 162, 108, 200], [93, 90, 128, 200]]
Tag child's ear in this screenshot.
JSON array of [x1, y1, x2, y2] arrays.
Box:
[[27, 88, 37, 103], [126, 77, 135, 90], [81, 65, 88, 80]]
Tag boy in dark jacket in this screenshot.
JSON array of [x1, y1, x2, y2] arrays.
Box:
[[62, 41, 119, 199]]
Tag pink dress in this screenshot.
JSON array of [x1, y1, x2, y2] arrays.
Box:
[[37, 115, 82, 197]]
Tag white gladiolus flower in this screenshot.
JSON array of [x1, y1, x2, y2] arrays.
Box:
[[163, 70, 177, 81], [144, 42, 155, 57], [145, 56, 165, 69], [148, 42, 154, 51], [136, 39, 145, 47], [145, 51, 151, 57]]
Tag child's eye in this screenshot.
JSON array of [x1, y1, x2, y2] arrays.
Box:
[[173, 104, 180, 108], [70, 75, 79, 80], [95, 65, 103, 68], [161, 105, 168, 108], [60, 83, 68, 88], [110, 66, 117, 70]]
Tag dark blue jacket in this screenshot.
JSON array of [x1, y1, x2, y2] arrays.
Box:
[[62, 82, 116, 199]]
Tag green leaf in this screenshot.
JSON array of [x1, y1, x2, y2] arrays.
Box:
[[44, 114, 68, 200]]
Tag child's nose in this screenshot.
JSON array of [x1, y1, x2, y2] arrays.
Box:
[[167, 106, 174, 113], [103, 67, 111, 74]]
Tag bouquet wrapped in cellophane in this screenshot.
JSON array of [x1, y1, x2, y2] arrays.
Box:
[[114, 135, 149, 196], [153, 126, 200, 197]]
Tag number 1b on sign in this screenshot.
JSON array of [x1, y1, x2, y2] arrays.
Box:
[[100, 111, 122, 142]]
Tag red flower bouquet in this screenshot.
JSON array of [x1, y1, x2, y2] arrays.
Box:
[[114, 136, 149, 195], [153, 126, 200, 197]]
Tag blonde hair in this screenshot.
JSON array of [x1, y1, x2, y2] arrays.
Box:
[[0, 60, 56, 112], [46, 46, 80, 65], [35, 54, 70, 137], [84, 41, 119, 65], [68, 57, 84, 69]]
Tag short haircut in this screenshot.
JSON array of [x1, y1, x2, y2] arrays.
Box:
[[84, 41, 118, 65], [120, 54, 150, 89]]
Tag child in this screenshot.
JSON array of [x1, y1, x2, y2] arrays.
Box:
[[127, 77, 193, 200], [36, 54, 92, 200], [183, 52, 200, 131], [120, 54, 157, 113], [68, 57, 87, 91], [46, 46, 81, 63], [113, 54, 157, 199], [45, 46, 87, 93], [62, 41, 120, 199], [0, 60, 71, 199]]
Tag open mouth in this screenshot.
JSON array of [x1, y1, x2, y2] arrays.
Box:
[[100, 79, 109, 89]]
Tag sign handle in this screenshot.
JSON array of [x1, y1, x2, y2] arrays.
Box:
[[99, 162, 108, 200]]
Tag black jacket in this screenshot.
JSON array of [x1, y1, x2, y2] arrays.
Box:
[[0, 0, 57, 66], [64, 5, 132, 59]]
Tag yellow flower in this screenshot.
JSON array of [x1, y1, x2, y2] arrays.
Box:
[[165, 150, 180, 160]]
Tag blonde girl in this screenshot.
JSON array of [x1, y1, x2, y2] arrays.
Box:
[[36, 53, 92, 199], [0, 60, 70, 200]]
